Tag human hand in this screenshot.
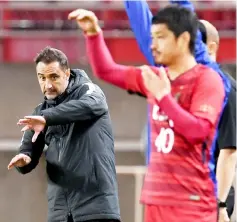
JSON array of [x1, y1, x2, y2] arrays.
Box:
[[17, 116, 46, 142], [68, 9, 101, 36], [7, 153, 32, 170], [218, 208, 230, 222], [141, 66, 171, 101]]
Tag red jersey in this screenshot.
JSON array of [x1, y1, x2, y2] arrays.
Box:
[[86, 32, 225, 213], [125, 64, 224, 211]]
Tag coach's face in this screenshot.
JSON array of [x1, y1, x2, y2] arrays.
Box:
[[36, 61, 70, 99], [150, 24, 180, 66]]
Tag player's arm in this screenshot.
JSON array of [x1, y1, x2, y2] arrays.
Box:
[[188, 68, 225, 140], [157, 96, 212, 144], [41, 83, 108, 125], [216, 84, 236, 204], [124, 0, 154, 65], [68, 9, 151, 96], [9, 109, 45, 174], [86, 31, 148, 96], [155, 68, 224, 144]]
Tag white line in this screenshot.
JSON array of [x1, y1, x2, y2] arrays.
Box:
[[0, 139, 143, 151]]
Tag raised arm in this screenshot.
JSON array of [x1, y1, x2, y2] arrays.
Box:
[[68, 9, 149, 97], [124, 0, 154, 65]]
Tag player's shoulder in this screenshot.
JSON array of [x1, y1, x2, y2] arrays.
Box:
[[196, 64, 223, 85], [196, 64, 219, 75]]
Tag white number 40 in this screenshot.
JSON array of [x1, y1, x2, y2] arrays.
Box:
[[155, 128, 174, 153]]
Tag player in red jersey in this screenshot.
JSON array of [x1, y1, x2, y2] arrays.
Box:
[[69, 6, 225, 222]]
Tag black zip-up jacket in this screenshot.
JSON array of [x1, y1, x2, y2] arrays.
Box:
[[16, 69, 120, 222]]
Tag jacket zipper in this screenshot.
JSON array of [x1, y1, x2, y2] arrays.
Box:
[[58, 137, 71, 217], [64, 189, 72, 219], [58, 138, 63, 162]]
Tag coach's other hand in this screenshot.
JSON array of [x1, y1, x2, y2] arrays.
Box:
[[17, 116, 46, 142], [68, 9, 101, 36], [7, 154, 32, 170]]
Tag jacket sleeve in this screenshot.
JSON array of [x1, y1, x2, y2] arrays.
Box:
[[41, 83, 108, 125], [170, 0, 194, 11], [124, 0, 154, 65], [16, 109, 45, 174]]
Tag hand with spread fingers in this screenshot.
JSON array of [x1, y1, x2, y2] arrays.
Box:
[[17, 116, 46, 142], [68, 9, 101, 35], [141, 66, 171, 101]]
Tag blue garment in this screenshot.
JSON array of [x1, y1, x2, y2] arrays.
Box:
[[124, 0, 230, 191]]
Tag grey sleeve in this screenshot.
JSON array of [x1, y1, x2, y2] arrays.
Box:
[[16, 109, 45, 174], [41, 83, 108, 126]]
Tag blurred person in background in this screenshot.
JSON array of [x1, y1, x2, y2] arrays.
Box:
[[7, 47, 121, 222], [69, 6, 226, 221], [199, 20, 237, 222], [124, 1, 235, 221]]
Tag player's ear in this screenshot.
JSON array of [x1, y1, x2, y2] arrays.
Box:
[[177, 31, 190, 53]]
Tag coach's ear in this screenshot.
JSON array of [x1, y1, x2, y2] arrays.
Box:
[[207, 41, 218, 57], [65, 68, 70, 79]]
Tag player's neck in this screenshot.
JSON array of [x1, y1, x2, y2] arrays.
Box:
[[167, 55, 197, 80]]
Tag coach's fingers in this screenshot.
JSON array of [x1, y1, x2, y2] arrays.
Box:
[[21, 125, 31, 132], [8, 154, 31, 169], [7, 154, 23, 169], [17, 118, 31, 125], [7, 156, 18, 169], [32, 132, 40, 143]]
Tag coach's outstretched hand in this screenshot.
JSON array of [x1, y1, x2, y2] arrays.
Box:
[[7, 153, 32, 170], [68, 9, 101, 36], [17, 116, 46, 143]]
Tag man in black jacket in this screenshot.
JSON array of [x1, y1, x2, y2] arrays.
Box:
[[7, 46, 121, 222], [199, 20, 236, 222]]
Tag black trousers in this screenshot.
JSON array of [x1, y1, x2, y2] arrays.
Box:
[[68, 220, 119, 222], [67, 215, 119, 222]]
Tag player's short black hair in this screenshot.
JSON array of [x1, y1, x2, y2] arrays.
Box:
[[34, 46, 69, 70], [152, 5, 198, 54], [198, 21, 207, 44]]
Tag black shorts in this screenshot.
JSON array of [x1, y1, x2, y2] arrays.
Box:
[[226, 186, 235, 217]]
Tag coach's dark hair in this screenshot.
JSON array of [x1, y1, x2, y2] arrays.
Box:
[[152, 5, 198, 54], [34, 46, 69, 70]]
